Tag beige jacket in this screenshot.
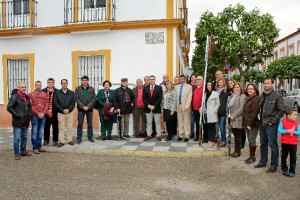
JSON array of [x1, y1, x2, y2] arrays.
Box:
[[175, 83, 193, 111]]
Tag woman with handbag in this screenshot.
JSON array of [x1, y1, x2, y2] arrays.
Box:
[[162, 81, 177, 141], [227, 83, 246, 158], [96, 80, 115, 140]]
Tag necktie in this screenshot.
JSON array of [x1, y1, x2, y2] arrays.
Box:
[[150, 85, 154, 97], [179, 84, 183, 104]]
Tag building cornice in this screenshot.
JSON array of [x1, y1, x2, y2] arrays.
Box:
[[0, 19, 184, 37], [275, 29, 300, 44]]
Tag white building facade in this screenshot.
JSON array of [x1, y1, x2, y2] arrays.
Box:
[[0, 0, 190, 105], [265, 29, 300, 91]]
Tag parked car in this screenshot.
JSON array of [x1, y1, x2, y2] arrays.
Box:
[[283, 89, 300, 111], [275, 89, 286, 97]]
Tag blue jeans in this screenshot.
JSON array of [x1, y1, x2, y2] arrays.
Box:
[[218, 116, 227, 142], [31, 115, 46, 150], [13, 127, 28, 155], [259, 123, 279, 169], [77, 110, 93, 139]]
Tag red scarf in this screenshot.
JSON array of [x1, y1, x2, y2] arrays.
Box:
[[17, 91, 26, 103]]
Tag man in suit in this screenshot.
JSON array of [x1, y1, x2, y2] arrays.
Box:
[[143, 75, 163, 141], [176, 75, 193, 142]]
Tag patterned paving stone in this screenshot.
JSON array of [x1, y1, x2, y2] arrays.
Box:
[[152, 146, 169, 152], [169, 146, 186, 152], [136, 146, 153, 151], [128, 138, 144, 142], [170, 142, 188, 147], [154, 142, 172, 147], [140, 142, 156, 147], [120, 145, 138, 151], [110, 141, 127, 146]]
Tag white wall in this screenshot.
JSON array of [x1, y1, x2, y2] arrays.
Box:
[[36, 0, 168, 27], [0, 28, 169, 103], [116, 0, 166, 21]]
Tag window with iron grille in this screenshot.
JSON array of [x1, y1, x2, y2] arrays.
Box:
[[13, 0, 30, 15], [84, 0, 106, 9], [77, 55, 105, 91], [7, 58, 30, 99]]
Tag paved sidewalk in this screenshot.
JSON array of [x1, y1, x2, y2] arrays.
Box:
[[0, 128, 242, 157]]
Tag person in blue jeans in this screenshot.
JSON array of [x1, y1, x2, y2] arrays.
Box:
[[7, 83, 32, 160], [75, 76, 96, 144], [28, 81, 49, 154], [254, 78, 284, 173], [216, 78, 228, 147]]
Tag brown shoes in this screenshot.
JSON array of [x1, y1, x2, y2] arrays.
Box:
[[218, 142, 226, 147], [207, 141, 214, 148], [14, 155, 21, 160], [157, 136, 162, 141], [230, 151, 241, 158], [57, 142, 64, 148], [144, 136, 151, 141], [266, 168, 277, 173], [68, 141, 75, 146], [38, 147, 47, 152], [33, 149, 40, 154], [21, 152, 32, 156], [254, 163, 266, 168]]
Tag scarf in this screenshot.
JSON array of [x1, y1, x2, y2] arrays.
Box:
[[216, 87, 224, 95], [17, 91, 26, 103], [46, 88, 55, 118]]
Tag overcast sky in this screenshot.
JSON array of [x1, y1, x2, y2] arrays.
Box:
[[187, 0, 300, 62]]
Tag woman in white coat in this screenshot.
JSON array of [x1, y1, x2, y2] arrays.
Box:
[[203, 81, 220, 148]]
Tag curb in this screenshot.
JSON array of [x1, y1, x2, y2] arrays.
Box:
[[0, 144, 251, 158]]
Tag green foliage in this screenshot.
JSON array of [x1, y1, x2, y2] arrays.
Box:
[[244, 70, 265, 83], [191, 4, 279, 85], [266, 55, 300, 79]]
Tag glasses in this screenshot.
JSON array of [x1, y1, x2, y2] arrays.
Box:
[[47, 82, 54, 84]]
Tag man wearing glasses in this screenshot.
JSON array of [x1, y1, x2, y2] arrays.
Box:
[[143, 75, 163, 141], [42, 78, 59, 146], [54, 79, 76, 147], [75, 76, 96, 144]]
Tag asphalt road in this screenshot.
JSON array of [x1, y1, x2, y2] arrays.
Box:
[[0, 150, 299, 200]]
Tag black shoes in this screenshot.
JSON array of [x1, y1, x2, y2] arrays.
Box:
[[53, 141, 57, 146], [107, 136, 112, 140], [77, 139, 82, 144], [88, 138, 95, 143], [123, 135, 130, 139], [184, 138, 189, 142], [43, 141, 49, 146], [177, 137, 183, 141], [68, 141, 75, 146], [244, 156, 256, 164]]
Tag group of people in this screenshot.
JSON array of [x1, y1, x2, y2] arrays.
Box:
[[7, 71, 299, 178]]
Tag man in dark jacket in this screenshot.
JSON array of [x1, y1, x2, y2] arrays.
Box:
[[254, 78, 284, 173], [113, 78, 134, 139], [54, 79, 76, 147], [42, 78, 59, 146], [7, 83, 32, 160], [143, 75, 163, 141], [75, 76, 96, 144]]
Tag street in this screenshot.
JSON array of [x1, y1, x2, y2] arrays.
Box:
[[0, 149, 299, 200]]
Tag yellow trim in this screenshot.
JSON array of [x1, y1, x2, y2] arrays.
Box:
[[106, 0, 111, 20], [176, 35, 179, 76], [167, 0, 174, 19], [30, 0, 34, 27], [1, 0, 6, 28], [0, 19, 183, 37], [166, 28, 173, 80], [71, 50, 111, 90], [74, 0, 78, 23], [2, 53, 35, 104]]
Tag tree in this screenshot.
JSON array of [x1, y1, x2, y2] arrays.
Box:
[[266, 55, 300, 88], [192, 4, 279, 88], [244, 69, 266, 83]]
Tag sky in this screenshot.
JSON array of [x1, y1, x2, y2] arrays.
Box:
[[187, 0, 300, 63]]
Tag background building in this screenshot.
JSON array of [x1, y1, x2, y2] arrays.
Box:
[[0, 0, 190, 127]]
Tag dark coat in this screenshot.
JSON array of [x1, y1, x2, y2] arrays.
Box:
[[218, 89, 229, 117], [97, 89, 115, 109], [53, 89, 76, 113], [243, 95, 260, 129], [7, 89, 32, 128], [75, 85, 96, 111], [260, 89, 285, 125], [42, 87, 59, 115], [113, 86, 134, 114], [143, 84, 163, 113]]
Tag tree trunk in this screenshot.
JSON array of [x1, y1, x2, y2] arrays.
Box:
[[239, 73, 245, 90]]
